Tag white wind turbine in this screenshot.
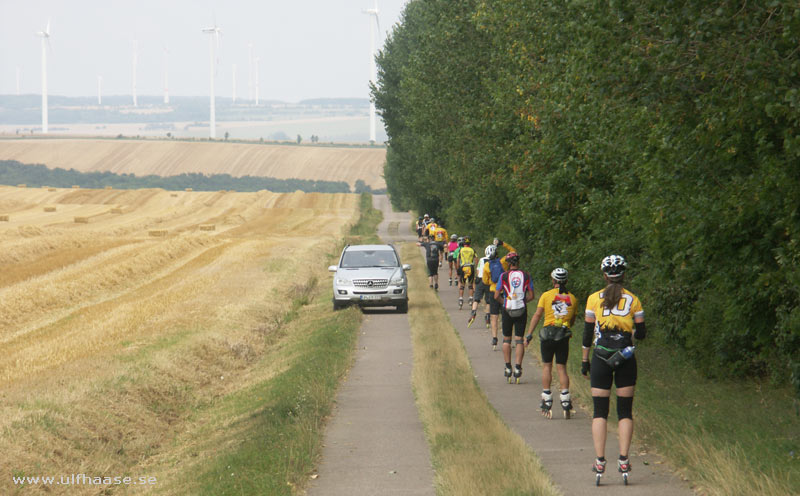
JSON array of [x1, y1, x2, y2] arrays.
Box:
[[254, 55, 260, 105], [201, 22, 221, 138], [232, 63, 237, 103], [131, 40, 138, 106], [35, 19, 51, 133], [163, 45, 170, 104], [247, 42, 253, 102], [362, 1, 380, 143]]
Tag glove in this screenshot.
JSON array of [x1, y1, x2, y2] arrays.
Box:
[[525, 334, 533, 346], [496, 238, 503, 247], [581, 360, 590, 376]]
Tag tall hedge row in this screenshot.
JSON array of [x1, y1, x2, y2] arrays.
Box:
[[374, 0, 800, 391]]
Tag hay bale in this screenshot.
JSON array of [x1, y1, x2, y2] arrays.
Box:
[[148, 230, 168, 237], [105, 186, 113, 190], [44, 206, 56, 212], [185, 188, 193, 192], [170, 193, 178, 197], [110, 207, 123, 214], [199, 224, 215, 231], [48, 188, 57, 192], [16, 184, 26, 188], [72, 185, 81, 189], [0, 215, 9, 222], [74, 217, 89, 224]]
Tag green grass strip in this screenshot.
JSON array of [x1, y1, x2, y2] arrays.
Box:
[[402, 243, 561, 496]]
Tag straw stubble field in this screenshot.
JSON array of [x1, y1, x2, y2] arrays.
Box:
[[0, 185, 359, 494]]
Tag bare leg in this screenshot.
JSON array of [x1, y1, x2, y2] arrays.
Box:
[[556, 363, 570, 390], [617, 385, 635, 457], [541, 362, 553, 390], [591, 387, 612, 459]]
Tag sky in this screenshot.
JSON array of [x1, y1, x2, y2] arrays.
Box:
[[0, 0, 409, 102]]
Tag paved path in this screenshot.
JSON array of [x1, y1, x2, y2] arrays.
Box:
[[434, 271, 696, 495], [306, 196, 435, 495]]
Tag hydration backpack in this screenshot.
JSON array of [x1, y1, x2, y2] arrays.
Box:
[[489, 258, 504, 283]]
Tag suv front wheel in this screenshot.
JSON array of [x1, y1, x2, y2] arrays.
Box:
[[396, 301, 408, 314]]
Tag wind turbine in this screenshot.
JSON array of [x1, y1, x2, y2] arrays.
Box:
[[131, 40, 138, 107], [254, 56, 260, 105], [362, 1, 380, 143], [247, 42, 253, 102], [201, 22, 221, 138], [163, 45, 170, 104], [232, 63, 237, 103], [35, 19, 51, 133]]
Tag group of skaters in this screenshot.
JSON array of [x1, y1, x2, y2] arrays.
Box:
[[415, 218, 646, 484]]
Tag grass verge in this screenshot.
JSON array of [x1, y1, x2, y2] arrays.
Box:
[[402, 243, 561, 496], [160, 193, 383, 495]]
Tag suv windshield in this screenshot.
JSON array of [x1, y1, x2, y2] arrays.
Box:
[[341, 249, 399, 268]]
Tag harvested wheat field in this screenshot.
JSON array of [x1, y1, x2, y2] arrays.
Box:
[[0, 138, 387, 190], [0, 185, 360, 494]]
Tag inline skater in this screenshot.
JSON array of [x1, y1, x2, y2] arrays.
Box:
[[424, 218, 438, 239], [431, 222, 449, 267], [415, 216, 425, 241], [468, 244, 494, 328], [581, 255, 646, 486], [447, 234, 459, 286], [493, 252, 534, 383], [416, 235, 441, 290], [457, 236, 477, 310], [481, 238, 517, 349], [525, 268, 577, 419]]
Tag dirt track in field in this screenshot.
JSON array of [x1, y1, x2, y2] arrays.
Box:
[[0, 138, 387, 189]]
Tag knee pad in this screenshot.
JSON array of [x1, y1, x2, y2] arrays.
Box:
[[617, 396, 634, 420], [593, 396, 610, 419], [502, 337, 512, 343], [515, 339, 525, 346]]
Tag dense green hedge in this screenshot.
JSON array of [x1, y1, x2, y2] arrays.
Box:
[[374, 0, 800, 392]]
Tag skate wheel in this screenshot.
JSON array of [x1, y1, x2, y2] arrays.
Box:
[[595, 474, 601, 486], [623, 473, 628, 485], [515, 377, 520, 384], [564, 410, 571, 420]]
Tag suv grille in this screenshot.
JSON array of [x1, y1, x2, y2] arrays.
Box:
[[353, 279, 388, 289]]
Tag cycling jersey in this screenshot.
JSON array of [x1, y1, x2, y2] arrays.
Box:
[[585, 288, 644, 348], [432, 226, 448, 243], [458, 246, 476, 268], [537, 288, 577, 327]]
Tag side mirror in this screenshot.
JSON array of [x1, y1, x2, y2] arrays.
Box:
[[402, 264, 411, 271], [328, 265, 338, 272]]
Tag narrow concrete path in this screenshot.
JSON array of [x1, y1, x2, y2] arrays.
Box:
[[306, 196, 435, 495], [433, 273, 696, 495]]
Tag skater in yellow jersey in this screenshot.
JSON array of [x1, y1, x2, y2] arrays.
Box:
[[481, 238, 516, 349], [581, 255, 646, 486], [431, 223, 449, 267], [456, 236, 477, 310], [525, 268, 577, 419]]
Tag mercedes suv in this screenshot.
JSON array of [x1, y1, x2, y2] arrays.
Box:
[[328, 244, 411, 313]]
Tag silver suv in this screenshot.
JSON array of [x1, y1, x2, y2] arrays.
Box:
[[328, 244, 411, 313]]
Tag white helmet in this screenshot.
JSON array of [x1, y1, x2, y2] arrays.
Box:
[[601, 255, 627, 279], [485, 244, 497, 258], [551, 267, 568, 282]]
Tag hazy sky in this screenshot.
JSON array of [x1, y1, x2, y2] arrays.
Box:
[[0, 0, 408, 102]]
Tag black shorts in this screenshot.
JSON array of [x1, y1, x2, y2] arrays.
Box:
[[489, 297, 501, 315], [416, 228, 423, 236], [541, 338, 570, 364], [460, 266, 475, 285], [473, 281, 491, 304], [436, 241, 445, 252], [501, 309, 527, 338], [426, 259, 439, 276], [590, 351, 637, 390]]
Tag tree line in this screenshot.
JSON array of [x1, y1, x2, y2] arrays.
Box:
[[374, 0, 800, 393], [0, 160, 352, 194]]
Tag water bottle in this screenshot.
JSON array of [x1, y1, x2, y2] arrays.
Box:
[[621, 346, 635, 360]]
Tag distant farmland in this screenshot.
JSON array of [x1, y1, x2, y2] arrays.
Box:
[[0, 139, 387, 190]]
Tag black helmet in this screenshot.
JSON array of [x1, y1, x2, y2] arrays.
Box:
[[601, 255, 626, 280], [506, 252, 520, 265], [463, 235, 471, 245]]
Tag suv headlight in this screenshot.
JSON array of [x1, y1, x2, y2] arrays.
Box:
[[336, 277, 352, 286], [390, 275, 405, 285]]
